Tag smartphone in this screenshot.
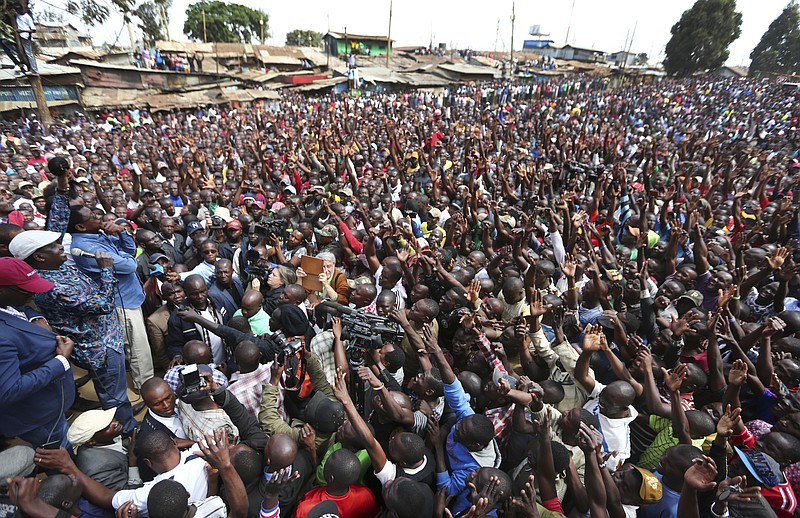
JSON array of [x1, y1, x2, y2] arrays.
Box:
[[41, 440, 60, 450]]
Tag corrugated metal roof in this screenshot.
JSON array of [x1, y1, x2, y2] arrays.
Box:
[[291, 77, 346, 92], [155, 41, 214, 53], [326, 31, 393, 42], [436, 63, 501, 76], [0, 57, 81, 82]]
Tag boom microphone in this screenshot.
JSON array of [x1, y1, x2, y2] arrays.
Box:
[[318, 300, 355, 315]]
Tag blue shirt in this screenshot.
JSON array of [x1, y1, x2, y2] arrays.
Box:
[[47, 193, 144, 309], [442, 379, 501, 517], [637, 471, 680, 518], [71, 232, 145, 308]]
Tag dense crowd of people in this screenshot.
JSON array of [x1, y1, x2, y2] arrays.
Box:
[[0, 75, 800, 518]]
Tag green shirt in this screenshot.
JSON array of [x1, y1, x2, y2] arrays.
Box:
[[315, 442, 372, 485], [233, 308, 271, 335]]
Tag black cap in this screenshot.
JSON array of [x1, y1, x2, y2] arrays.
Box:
[[48, 156, 70, 177], [305, 392, 344, 434]]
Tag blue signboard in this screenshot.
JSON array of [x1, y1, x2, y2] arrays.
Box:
[[0, 85, 80, 102]]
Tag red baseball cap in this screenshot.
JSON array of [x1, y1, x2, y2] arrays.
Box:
[[0, 257, 55, 292], [226, 220, 242, 230]]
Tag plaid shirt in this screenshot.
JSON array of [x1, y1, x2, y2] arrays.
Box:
[[475, 334, 514, 444], [177, 400, 239, 443], [309, 330, 336, 386], [228, 364, 272, 418]]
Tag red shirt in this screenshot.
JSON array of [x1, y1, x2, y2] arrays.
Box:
[[293, 485, 379, 518]]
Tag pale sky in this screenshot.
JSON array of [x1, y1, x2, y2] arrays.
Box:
[[48, 0, 791, 66]]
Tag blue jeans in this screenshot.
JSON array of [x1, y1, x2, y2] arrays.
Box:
[[91, 348, 136, 434], [18, 415, 70, 449], [20, 38, 36, 72]]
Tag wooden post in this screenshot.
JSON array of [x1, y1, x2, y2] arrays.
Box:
[[10, 2, 52, 127], [386, 0, 392, 67]]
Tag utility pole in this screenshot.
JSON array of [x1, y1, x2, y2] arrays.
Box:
[[125, 16, 136, 50], [160, 4, 170, 40], [625, 20, 638, 69], [386, 0, 393, 68], [509, 0, 515, 77], [494, 18, 500, 53], [202, 9, 207, 42], [564, 0, 576, 45], [11, 2, 51, 127]]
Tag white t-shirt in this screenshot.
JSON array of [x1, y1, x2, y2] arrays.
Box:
[[374, 455, 429, 487], [583, 381, 638, 472], [374, 266, 407, 309], [198, 306, 225, 364], [111, 447, 208, 515], [148, 409, 188, 439]]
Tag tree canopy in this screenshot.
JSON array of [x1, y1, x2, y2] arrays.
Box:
[[663, 0, 742, 76], [184, 0, 268, 43], [285, 29, 322, 47], [750, 1, 800, 75]]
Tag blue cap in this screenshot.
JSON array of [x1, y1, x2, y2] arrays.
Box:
[[187, 221, 204, 235]]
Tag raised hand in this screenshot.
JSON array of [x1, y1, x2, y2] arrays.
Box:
[[466, 279, 482, 305], [766, 246, 790, 270], [716, 404, 741, 438], [582, 324, 605, 352], [561, 254, 578, 279], [357, 365, 383, 389], [196, 429, 232, 471], [661, 363, 687, 393], [528, 289, 553, 319], [262, 466, 301, 497], [683, 456, 718, 491], [762, 316, 786, 338], [727, 359, 748, 387], [332, 368, 351, 403], [299, 423, 316, 452], [506, 475, 538, 518]]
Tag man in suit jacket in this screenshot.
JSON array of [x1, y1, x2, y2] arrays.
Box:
[[0, 258, 76, 448], [208, 259, 243, 323], [158, 217, 186, 266], [146, 281, 185, 374]]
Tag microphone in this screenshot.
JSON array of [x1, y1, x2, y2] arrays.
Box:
[[318, 300, 355, 315], [70, 248, 95, 259]]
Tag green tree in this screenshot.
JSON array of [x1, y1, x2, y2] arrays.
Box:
[[134, 1, 165, 44], [285, 29, 322, 47], [750, 1, 800, 75], [65, 0, 111, 28], [184, 0, 268, 43], [663, 0, 742, 76], [635, 52, 649, 65]]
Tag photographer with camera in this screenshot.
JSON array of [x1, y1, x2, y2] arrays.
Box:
[[261, 265, 296, 316]]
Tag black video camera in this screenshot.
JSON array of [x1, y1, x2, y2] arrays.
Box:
[[255, 219, 287, 241], [245, 248, 272, 281], [178, 364, 206, 395], [340, 308, 404, 368], [268, 330, 304, 361]]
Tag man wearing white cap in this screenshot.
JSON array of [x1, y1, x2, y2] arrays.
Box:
[[9, 230, 139, 436], [67, 407, 141, 490]]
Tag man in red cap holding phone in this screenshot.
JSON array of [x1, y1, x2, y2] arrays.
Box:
[[0, 257, 76, 448]]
